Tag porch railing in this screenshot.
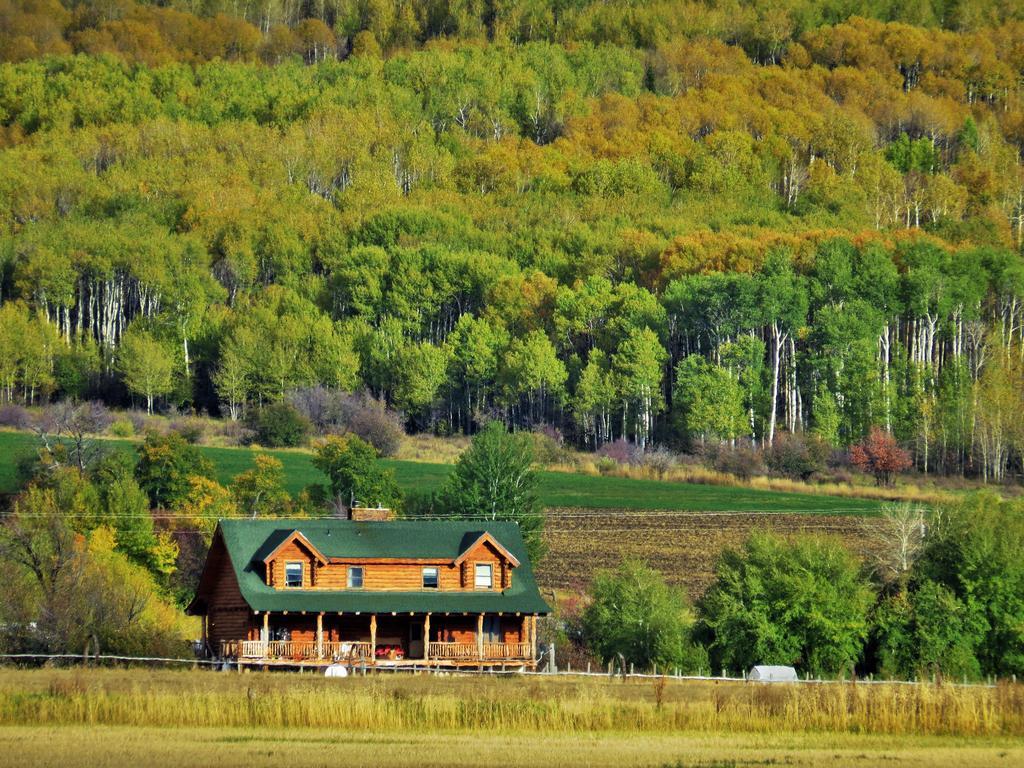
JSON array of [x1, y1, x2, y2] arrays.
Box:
[[225, 640, 373, 661], [428, 641, 532, 660], [220, 639, 531, 662], [484, 641, 531, 659]]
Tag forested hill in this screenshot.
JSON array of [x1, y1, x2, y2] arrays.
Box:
[[2, 1, 1024, 481]]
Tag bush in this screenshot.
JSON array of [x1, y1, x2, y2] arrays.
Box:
[[248, 402, 310, 448], [597, 438, 639, 466], [218, 419, 255, 446], [126, 410, 149, 434], [711, 444, 765, 480], [850, 427, 912, 486], [766, 432, 829, 481], [341, 396, 403, 456], [530, 426, 567, 467], [169, 418, 205, 444], [639, 447, 680, 478], [0, 404, 30, 429], [288, 388, 403, 456], [109, 418, 134, 437]]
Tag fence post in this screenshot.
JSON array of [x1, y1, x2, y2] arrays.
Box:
[[630, 662, 634, 676]]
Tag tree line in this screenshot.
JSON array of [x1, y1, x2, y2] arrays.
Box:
[[2, 19, 1024, 479], [4, 0, 1024, 65]]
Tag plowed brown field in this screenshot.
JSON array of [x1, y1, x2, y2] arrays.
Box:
[[536, 507, 886, 600]]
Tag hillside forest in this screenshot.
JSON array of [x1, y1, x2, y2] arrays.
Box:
[[4, 1, 1024, 482]]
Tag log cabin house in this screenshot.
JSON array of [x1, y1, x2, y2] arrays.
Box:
[[187, 509, 550, 668]]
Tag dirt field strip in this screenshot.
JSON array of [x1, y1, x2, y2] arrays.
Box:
[[538, 508, 887, 599]]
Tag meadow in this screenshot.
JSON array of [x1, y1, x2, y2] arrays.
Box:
[[0, 669, 1021, 767], [0, 430, 884, 515]]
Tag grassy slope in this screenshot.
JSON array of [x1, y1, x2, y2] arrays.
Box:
[[0, 430, 882, 514]]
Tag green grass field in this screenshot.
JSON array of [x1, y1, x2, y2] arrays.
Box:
[[0, 430, 882, 514]]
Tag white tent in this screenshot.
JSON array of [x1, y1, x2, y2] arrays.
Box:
[[748, 665, 798, 682]]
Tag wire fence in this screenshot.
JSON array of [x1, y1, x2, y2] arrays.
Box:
[[0, 653, 1010, 689]]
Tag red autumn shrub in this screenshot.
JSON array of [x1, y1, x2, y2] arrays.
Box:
[[850, 427, 912, 486]]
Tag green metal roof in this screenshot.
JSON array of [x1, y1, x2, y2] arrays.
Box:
[[215, 518, 551, 615]]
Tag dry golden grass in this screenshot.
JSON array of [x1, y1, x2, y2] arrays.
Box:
[[1, 726, 1022, 768], [1, 670, 1023, 767], [1, 669, 1022, 737], [393, 433, 471, 463]]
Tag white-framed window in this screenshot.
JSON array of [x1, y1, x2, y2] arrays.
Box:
[[284, 561, 303, 588], [422, 567, 439, 589], [474, 563, 493, 589], [347, 566, 364, 588]]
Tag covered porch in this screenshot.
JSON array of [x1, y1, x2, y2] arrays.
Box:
[[213, 610, 539, 667]]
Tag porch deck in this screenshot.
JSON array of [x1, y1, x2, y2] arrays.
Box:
[[220, 639, 535, 668]]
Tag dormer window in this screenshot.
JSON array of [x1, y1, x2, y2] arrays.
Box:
[[422, 567, 439, 589], [284, 562, 303, 588], [347, 566, 364, 588], [474, 563, 493, 589]]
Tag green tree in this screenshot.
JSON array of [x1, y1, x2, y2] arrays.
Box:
[[249, 401, 310, 447], [135, 431, 215, 509], [612, 327, 667, 450], [312, 434, 402, 512], [213, 338, 251, 420], [394, 341, 449, 423], [873, 580, 985, 681], [92, 452, 175, 576], [502, 330, 567, 427], [697, 532, 874, 677], [118, 328, 175, 414], [231, 453, 292, 518], [572, 349, 616, 448], [673, 355, 746, 446], [582, 559, 707, 672], [435, 421, 545, 562], [915, 493, 1024, 677]]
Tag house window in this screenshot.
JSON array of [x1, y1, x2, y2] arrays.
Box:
[[347, 566, 364, 588], [284, 562, 303, 588], [422, 567, 439, 589], [474, 563, 493, 589]]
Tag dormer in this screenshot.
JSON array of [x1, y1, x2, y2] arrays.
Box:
[[262, 530, 328, 589], [454, 532, 520, 591]]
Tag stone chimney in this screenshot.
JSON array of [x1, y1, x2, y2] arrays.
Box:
[[349, 506, 395, 522]]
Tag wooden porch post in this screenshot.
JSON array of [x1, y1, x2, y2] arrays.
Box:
[[370, 614, 377, 661], [262, 612, 270, 644], [316, 612, 324, 659], [423, 613, 431, 662], [521, 614, 528, 656], [477, 613, 485, 660], [531, 615, 538, 661]]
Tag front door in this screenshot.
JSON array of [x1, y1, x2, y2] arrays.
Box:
[[483, 616, 501, 642], [408, 620, 424, 658]]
